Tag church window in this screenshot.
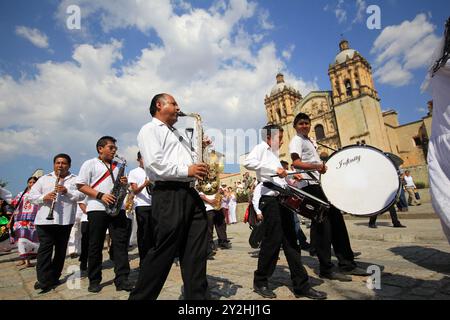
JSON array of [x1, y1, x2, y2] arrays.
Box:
[[345, 80, 352, 97], [315, 124, 325, 140], [413, 137, 422, 146]]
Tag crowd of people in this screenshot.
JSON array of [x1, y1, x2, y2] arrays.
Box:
[[0, 93, 423, 300]]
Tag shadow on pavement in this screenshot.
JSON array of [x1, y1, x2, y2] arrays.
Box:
[[207, 275, 243, 300], [389, 246, 450, 275]]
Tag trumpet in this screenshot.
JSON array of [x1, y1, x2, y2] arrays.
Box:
[[46, 169, 62, 220]]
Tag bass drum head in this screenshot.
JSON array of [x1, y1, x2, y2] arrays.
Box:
[[320, 145, 400, 216]]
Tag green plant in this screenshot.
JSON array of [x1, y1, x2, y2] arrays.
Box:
[[415, 182, 426, 189]]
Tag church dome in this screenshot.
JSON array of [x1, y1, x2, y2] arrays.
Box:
[[270, 73, 296, 96], [334, 49, 358, 64]]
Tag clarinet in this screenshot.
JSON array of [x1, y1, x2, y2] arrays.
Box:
[[46, 169, 61, 220]]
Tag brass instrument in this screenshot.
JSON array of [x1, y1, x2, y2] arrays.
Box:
[[47, 169, 62, 220], [125, 190, 135, 214], [105, 155, 128, 217], [213, 192, 223, 211], [178, 111, 223, 195]]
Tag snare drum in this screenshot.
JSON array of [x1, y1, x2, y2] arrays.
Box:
[[280, 185, 330, 223], [320, 145, 401, 216]]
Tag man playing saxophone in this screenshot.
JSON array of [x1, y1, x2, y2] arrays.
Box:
[[76, 136, 133, 293], [28, 154, 84, 293], [130, 93, 210, 300]]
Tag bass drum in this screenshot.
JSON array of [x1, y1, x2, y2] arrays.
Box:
[[320, 145, 401, 216]]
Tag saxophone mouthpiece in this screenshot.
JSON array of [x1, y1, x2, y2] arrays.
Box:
[[177, 111, 187, 117]]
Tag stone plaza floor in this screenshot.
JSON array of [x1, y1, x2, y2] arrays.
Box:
[[1, 200, 449, 300]]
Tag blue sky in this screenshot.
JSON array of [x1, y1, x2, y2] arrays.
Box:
[[0, 0, 449, 195]]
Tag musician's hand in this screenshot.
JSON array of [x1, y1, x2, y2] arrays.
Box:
[[43, 191, 57, 202], [56, 185, 67, 194], [318, 163, 327, 174], [143, 179, 152, 187], [101, 193, 116, 205], [256, 213, 263, 222], [202, 136, 212, 148], [120, 176, 128, 185], [276, 168, 288, 178], [188, 163, 208, 180], [293, 173, 303, 181]]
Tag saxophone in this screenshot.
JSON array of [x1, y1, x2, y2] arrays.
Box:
[[178, 111, 223, 196], [105, 156, 128, 217]]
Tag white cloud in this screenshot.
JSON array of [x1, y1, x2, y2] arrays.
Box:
[[371, 14, 441, 86], [282, 44, 295, 61], [324, 0, 367, 27], [15, 26, 49, 48], [258, 9, 274, 30], [373, 59, 412, 87], [1, 0, 317, 166], [352, 0, 366, 24], [335, 0, 347, 24]]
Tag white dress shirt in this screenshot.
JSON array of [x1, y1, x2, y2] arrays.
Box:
[[252, 182, 263, 215], [128, 167, 152, 207], [288, 134, 322, 188], [404, 175, 416, 189], [29, 172, 85, 225], [199, 192, 216, 211], [76, 157, 125, 212], [243, 141, 287, 197], [137, 117, 197, 182]]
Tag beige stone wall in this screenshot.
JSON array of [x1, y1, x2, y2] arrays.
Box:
[[395, 121, 427, 167], [333, 96, 390, 150], [383, 111, 399, 127]]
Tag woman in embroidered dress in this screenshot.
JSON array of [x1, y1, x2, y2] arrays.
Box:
[[8, 177, 40, 267]]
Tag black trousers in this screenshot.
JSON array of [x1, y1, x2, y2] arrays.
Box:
[[87, 210, 130, 286], [254, 196, 310, 292], [135, 206, 154, 266], [302, 185, 356, 273], [129, 184, 208, 300], [79, 221, 89, 270], [206, 209, 227, 251], [369, 205, 400, 225], [36, 225, 72, 287]]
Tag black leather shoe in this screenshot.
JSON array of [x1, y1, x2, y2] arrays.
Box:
[[116, 280, 134, 292], [341, 267, 370, 276], [393, 223, 406, 228], [319, 271, 352, 282], [353, 251, 362, 258], [219, 242, 232, 249], [34, 280, 59, 291], [34, 281, 42, 290], [368, 224, 377, 228], [294, 288, 327, 300], [300, 242, 312, 251], [253, 285, 277, 299], [88, 283, 102, 293]]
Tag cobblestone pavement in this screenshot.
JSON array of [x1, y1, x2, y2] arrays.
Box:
[[1, 217, 449, 300]]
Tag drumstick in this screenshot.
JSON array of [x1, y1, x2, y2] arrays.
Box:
[[270, 169, 318, 177]]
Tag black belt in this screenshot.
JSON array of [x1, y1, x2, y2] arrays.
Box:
[[154, 181, 194, 189]]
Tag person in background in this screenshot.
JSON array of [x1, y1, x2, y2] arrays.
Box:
[[8, 177, 40, 268]]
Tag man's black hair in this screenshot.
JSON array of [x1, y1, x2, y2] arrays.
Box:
[[96, 136, 117, 153], [149, 93, 167, 116], [261, 124, 283, 140], [293, 112, 311, 127], [53, 153, 72, 166]]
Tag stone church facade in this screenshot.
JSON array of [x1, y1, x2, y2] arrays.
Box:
[[261, 40, 432, 185]]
